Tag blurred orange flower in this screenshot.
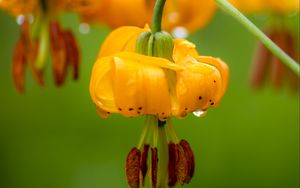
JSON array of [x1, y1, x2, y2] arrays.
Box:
[[230, 0, 299, 13], [229, 0, 299, 92], [0, 0, 80, 93], [72, 0, 216, 33]]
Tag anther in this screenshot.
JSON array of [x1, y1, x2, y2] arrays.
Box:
[[126, 147, 141, 188]]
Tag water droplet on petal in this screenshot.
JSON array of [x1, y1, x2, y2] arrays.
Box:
[[79, 22, 90, 34], [172, 27, 188, 39], [16, 15, 25, 25], [193, 110, 207, 118]]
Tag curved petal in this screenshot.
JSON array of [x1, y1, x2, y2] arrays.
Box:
[[196, 56, 229, 102], [173, 39, 199, 62], [98, 26, 149, 57], [116, 51, 184, 71], [112, 55, 172, 119], [89, 56, 118, 114], [173, 57, 225, 117]]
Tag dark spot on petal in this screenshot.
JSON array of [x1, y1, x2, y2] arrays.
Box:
[[161, 112, 165, 115], [209, 99, 212, 102], [198, 96, 202, 100], [129, 108, 134, 111], [138, 107, 143, 110], [118, 108, 122, 111], [107, 112, 110, 114], [210, 102, 214, 105], [137, 111, 141, 114], [213, 80, 216, 83], [185, 108, 188, 111]]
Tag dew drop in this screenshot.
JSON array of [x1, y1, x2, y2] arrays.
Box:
[[16, 14, 25, 25], [79, 22, 90, 34], [193, 109, 207, 118], [171, 27, 188, 39]]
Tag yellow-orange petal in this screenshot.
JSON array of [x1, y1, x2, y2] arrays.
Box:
[[173, 56, 227, 117], [116, 52, 184, 71], [98, 26, 149, 57], [89, 56, 117, 113], [196, 56, 229, 103], [112, 55, 172, 119], [173, 39, 199, 62]]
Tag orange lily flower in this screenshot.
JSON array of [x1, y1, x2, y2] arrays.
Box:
[[229, 0, 299, 92], [71, 0, 216, 33], [0, 0, 80, 93], [89, 26, 229, 187], [230, 0, 299, 13]]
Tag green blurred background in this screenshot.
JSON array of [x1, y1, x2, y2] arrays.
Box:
[[0, 9, 299, 188]]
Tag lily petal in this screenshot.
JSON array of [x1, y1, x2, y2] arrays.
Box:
[[173, 39, 199, 62], [112, 56, 172, 118], [174, 57, 225, 117], [98, 26, 149, 57], [90, 56, 117, 113], [196, 56, 229, 102]]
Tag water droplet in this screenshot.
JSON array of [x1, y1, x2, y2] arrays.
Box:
[[172, 27, 189, 39], [79, 22, 90, 34], [16, 15, 25, 25], [193, 110, 207, 118]]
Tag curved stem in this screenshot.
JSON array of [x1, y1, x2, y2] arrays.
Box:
[[151, 0, 167, 34], [215, 0, 300, 76]]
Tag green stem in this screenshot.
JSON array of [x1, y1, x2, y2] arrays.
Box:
[[137, 116, 151, 149], [215, 0, 300, 76], [157, 125, 168, 188], [151, 0, 167, 34]]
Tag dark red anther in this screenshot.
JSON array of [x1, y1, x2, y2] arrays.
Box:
[[168, 142, 178, 187], [49, 21, 67, 86], [150, 147, 158, 188], [179, 139, 195, 184], [63, 30, 80, 80], [175, 144, 189, 185], [126, 147, 141, 188], [12, 39, 27, 93], [140, 144, 149, 186], [250, 31, 273, 89]]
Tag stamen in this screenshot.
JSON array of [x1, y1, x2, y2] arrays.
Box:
[[179, 140, 195, 184], [168, 142, 178, 186], [166, 118, 179, 144], [140, 144, 150, 187], [150, 147, 158, 188], [137, 116, 152, 149], [175, 144, 189, 185], [126, 147, 141, 188]]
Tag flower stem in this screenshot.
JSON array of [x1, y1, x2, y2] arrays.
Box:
[[215, 0, 300, 76], [151, 0, 166, 34], [157, 125, 168, 188], [137, 116, 151, 149]]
